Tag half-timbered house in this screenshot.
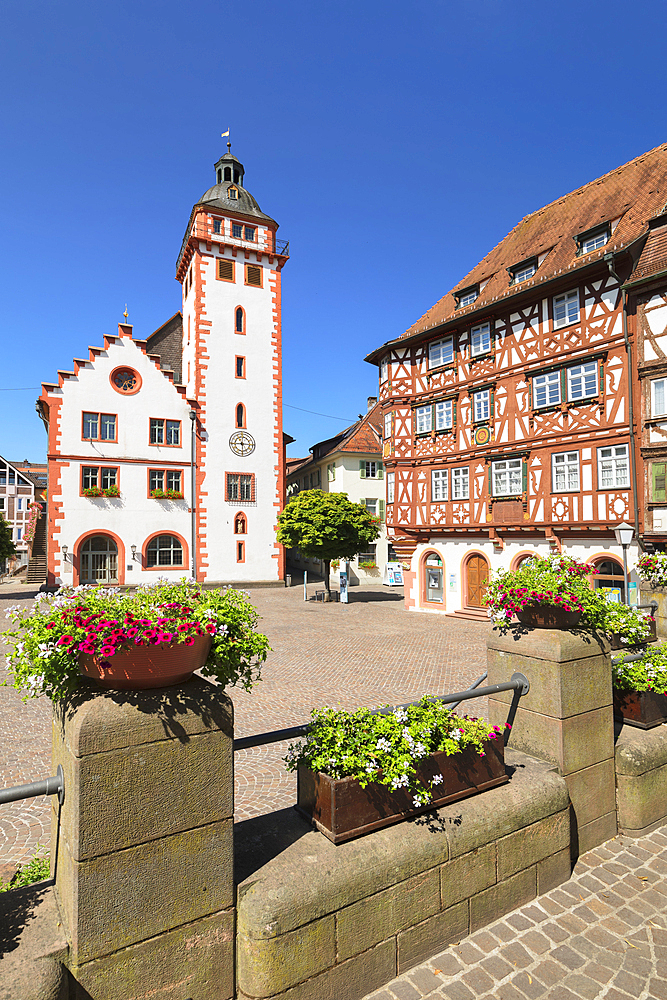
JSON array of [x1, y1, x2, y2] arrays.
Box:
[[366, 143, 667, 616]]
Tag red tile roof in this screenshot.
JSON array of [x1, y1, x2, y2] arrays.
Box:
[[629, 214, 667, 284], [374, 142, 667, 354]]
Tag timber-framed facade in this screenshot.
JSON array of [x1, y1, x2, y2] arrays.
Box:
[[367, 143, 667, 616]]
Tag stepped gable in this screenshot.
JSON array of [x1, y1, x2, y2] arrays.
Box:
[[40, 323, 189, 398], [384, 142, 667, 349]]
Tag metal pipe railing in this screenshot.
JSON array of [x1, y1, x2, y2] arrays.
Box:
[[233, 673, 530, 752], [0, 765, 64, 806]]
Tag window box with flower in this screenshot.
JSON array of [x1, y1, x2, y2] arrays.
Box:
[[285, 698, 509, 843], [613, 644, 667, 728], [150, 488, 184, 500], [83, 486, 120, 499]]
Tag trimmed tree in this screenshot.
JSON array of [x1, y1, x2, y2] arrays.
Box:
[[0, 515, 16, 567], [276, 490, 380, 595]]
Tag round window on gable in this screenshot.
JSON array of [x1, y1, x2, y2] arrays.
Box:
[[110, 367, 142, 395]]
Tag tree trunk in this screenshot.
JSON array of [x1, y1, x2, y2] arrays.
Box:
[[324, 559, 331, 594]]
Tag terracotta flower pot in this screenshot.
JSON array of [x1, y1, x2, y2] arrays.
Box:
[[79, 634, 212, 690], [613, 688, 667, 729], [516, 606, 582, 629], [296, 737, 508, 844]]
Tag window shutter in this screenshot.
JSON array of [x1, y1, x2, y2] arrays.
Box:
[[488, 465, 493, 495], [522, 460, 528, 495], [217, 258, 234, 281], [452, 401, 457, 427], [490, 389, 495, 418], [653, 463, 667, 502], [377, 461, 384, 479], [379, 500, 385, 522], [246, 264, 262, 287], [528, 380, 532, 410], [599, 360, 605, 397], [359, 460, 366, 479], [561, 368, 567, 401]]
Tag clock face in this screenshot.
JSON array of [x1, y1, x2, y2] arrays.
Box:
[[229, 431, 256, 457]]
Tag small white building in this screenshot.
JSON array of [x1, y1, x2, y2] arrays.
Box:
[[39, 146, 290, 588], [285, 400, 393, 584], [0, 457, 44, 575]]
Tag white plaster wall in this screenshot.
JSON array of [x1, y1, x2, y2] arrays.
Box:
[[407, 537, 640, 615], [53, 336, 193, 585], [197, 248, 280, 581]]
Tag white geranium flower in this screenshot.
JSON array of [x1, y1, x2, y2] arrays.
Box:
[[393, 708, 408, 723], [376, 737, 391, 752], [432, 773, 444, 785]]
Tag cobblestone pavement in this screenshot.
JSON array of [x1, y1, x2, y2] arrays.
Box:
[[364, 828, 667, 1000], [0, 580, 490, 866]]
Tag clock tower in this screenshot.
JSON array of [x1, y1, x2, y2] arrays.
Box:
[[176, 146, 289, 582]]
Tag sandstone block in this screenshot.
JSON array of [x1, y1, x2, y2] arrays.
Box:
[[237, 915, 335, 996], [397, 902, 468, 974], [537, 848, 572, 894], [337, 868, 440, 961], [470, 866, 537, 933], [496, 810, 570, 881], [440, 843, 496, 909]]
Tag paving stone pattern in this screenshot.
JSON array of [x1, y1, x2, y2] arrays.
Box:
[[0, 581, 490, 866], [363, 830, 667, 1000]]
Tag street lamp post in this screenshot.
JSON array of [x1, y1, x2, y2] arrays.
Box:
[[613, 521, 635, 605]]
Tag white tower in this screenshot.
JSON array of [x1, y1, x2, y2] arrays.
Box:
[[176, 146, 289, 582]]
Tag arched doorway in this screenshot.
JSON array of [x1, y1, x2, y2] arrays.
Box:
[[423, 551, 444, 604], [80, 535, 119, 584], [593, 557, 625, 602], [465, 553, 489, 608]]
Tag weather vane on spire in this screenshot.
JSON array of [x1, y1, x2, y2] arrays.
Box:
[[222, 128, 231, 153], [123, 304, 129, 323]]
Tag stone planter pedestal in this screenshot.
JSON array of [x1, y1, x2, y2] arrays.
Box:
[[487, 628, 615, 857], [52, 676, 234, 1000]]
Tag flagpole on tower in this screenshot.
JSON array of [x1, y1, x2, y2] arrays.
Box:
[[221, 128, 230, 153]]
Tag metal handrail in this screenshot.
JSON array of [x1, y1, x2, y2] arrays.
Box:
[[0, 765, 65, 806], [233, 673, 529, 752]]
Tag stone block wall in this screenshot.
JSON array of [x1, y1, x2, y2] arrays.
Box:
[[616, 722, 667, 836], [235, 751, 570, 1000], [51, 678, 235, 1000]]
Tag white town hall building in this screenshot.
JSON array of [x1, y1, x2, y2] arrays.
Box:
[[39, 146, 289, 588]]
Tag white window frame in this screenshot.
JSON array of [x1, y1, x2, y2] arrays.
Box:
[[492, 458, 523, 497], [473, 390, 490, 423], [380, 357, 389, 383], [431, 469, 448, 501], [459, 290, 478, 307], [365, 498, 379, 516], [598, 445, 630, 489], [567, 361, 598, 402], [452, 466, 469, 500], [428, 336, 454, 369], [513, 262, 536, 283], [533, 371, 561, 409], [470, 322, 491, 357], [387, 471, 395, 504], [553, 289, 580, 329], [384, 411, 392, 439], [435, 400, 453, 430], [364, 461, 377, 479], [652, 378, 667, 417], [552, 451, 580, 492], [415, 406, 432, 434], [580, 230, 609, 254]]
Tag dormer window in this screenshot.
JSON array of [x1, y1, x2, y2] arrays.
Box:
[[228, 186, 239, 200], [575, 223, 610, 256], [454, 284, 479, 309], [508, 257, 537, 285]]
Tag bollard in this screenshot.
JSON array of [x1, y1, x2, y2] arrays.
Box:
[[303, 569, 307, 601]]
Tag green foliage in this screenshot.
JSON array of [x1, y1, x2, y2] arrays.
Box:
[[284, 697, 506, 808], [637, 553, 667, 588], [276, 490, 380, 563], [0, 847, 50, 891], [484, 554, 652, 643], [0, 515, 16, 560], [613, 643, 667, 695], [5, 579, 269, 701]]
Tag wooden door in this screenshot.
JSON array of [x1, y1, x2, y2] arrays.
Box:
[[466, 555, 489, 607]]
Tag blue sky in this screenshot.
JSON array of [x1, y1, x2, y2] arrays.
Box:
[[2, 0, 666, 461]]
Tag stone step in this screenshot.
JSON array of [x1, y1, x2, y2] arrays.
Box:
[[446, 608, 490, 623]]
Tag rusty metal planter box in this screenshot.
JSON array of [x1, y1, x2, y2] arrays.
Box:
[[614, 688, 667, 729], [296, 737, 508, 844]]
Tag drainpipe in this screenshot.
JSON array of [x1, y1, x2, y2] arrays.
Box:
[[605, 255, 642, 550], [189, 410, 197, 580]]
